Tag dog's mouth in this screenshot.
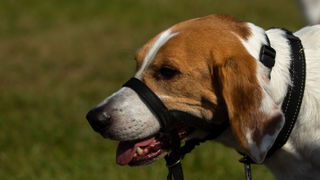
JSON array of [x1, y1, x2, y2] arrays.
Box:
[[116, 123, 195, 166]]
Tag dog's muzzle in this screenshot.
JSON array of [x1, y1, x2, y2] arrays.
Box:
[[86, 77, 230, 180]]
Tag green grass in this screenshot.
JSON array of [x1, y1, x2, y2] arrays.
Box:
[[0, 0, 304, 179]]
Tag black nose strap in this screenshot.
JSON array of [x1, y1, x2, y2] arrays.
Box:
[[123, 77, 230, 180], [123, 77, 183, 180], [122, 78, 180, 144]]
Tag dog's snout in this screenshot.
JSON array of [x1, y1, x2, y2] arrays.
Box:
[[86, 109, 111, 133]]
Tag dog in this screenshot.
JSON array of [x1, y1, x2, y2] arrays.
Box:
[[86, 14, 320, 179]]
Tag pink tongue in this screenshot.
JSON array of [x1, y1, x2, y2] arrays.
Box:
[[116, 137, 155, 166]]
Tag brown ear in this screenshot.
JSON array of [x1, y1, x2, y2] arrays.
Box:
[[220, 56, 284, 163]]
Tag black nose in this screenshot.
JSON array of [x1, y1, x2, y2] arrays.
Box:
[[86, 108, 111, 133]]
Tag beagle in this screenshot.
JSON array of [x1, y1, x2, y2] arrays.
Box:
[[86, 14, 320, 179]]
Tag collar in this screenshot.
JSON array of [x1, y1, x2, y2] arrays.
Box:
[[265, 29, 306, 160], [240, 29, 306, 165]]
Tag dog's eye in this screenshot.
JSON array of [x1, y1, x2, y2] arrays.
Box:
[[159, 66, 179, 78]]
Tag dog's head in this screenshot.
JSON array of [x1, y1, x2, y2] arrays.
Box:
[[86, 14, 284, 166]]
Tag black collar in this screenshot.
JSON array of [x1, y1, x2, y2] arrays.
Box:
[[268, 29, 306, 158], [240, 29, 306, 165]]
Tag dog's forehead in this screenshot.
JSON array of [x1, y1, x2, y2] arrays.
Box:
[[134, 14, 251, 79]]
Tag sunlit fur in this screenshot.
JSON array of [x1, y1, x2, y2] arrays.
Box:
[[263, 25, 320, 180]]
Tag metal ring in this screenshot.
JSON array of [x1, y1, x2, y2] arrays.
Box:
[[165, 158, 182, 168], [299, 48, 304, 53]]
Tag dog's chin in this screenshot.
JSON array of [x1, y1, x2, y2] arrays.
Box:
[[115, 123, 196, 167]]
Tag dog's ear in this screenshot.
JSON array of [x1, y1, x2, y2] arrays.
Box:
[[219, 55, 285, 164]]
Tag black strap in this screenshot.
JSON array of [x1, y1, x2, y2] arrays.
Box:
[[170, 110, 230, 171], [123, 78, 183, 180], [165, 155, 183, 180], [240, 29, 306, 164], [123, 78, 230, 180], [170, 110, 229, 136], [265, 29, 306, 158]]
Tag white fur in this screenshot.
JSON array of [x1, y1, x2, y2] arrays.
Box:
[[220, 24, 320, 179], [93, 87, 161, 141], [239, 23, 268, 60], [251, 25, 320, 179], [135, 29, 178, 79], [266, 29, 293, 106], [91, 29, 179, 141], [239, 24, 286, 163], [246, 127, 279, 162], [239, 23, 276, 104]]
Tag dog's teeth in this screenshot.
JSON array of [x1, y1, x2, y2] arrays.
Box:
[[137, 147, 143, 155], [134, 153, 137, 158]]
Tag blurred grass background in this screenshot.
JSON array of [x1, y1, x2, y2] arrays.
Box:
[[0, 0, 304, 179]]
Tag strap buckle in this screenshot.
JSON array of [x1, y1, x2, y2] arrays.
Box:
[[165, 157, 182, 168], [259, 45, 276, 70]]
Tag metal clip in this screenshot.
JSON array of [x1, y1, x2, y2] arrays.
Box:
[[239, 154, 252, 180], [165, 157, 182, 168]]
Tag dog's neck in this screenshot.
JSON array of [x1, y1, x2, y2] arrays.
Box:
[[266, 28, 294, 107], [216, 27, 305, 179]]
